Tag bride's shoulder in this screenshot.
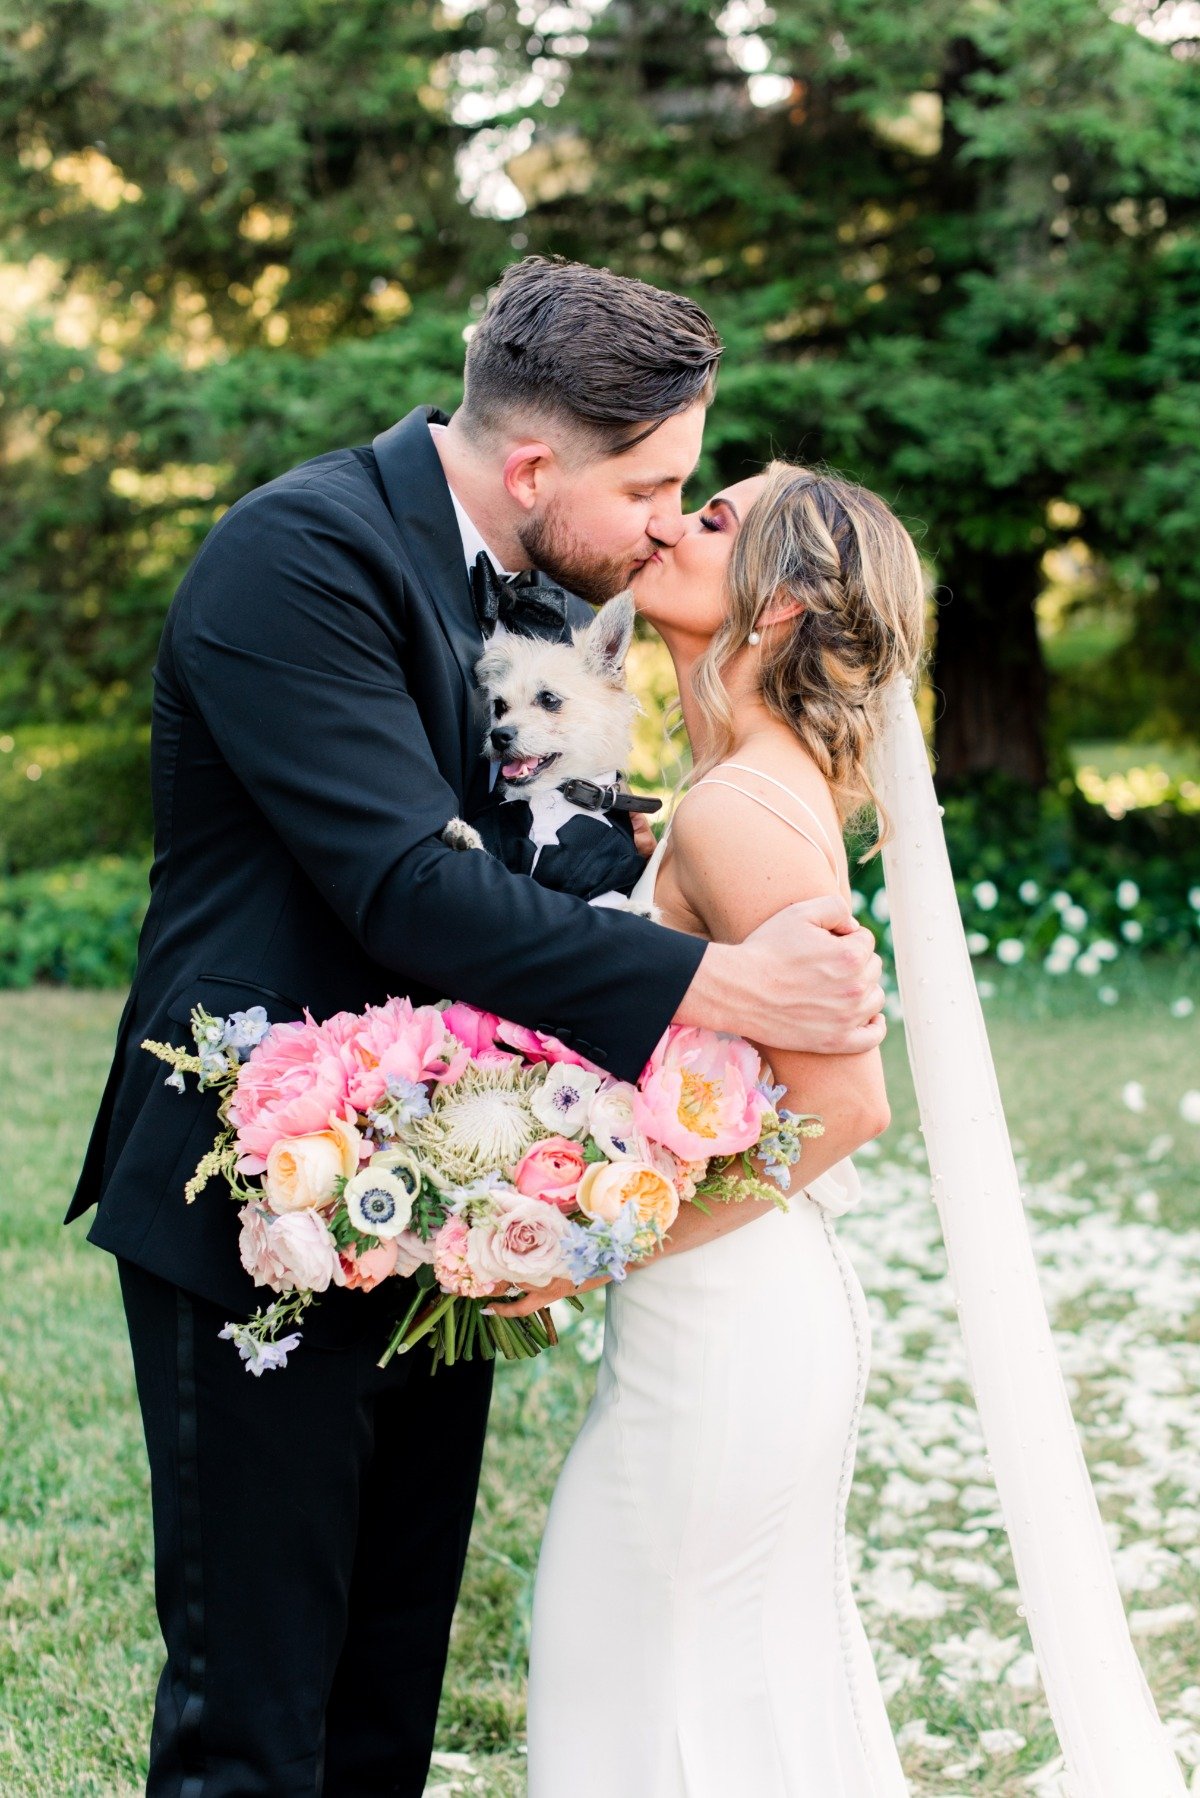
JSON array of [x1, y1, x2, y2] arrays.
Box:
[[673, 740, 838, 846]]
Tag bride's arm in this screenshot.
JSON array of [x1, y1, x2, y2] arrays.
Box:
[[488, 776, 889, 1314], [623, 777, 889, 1267]]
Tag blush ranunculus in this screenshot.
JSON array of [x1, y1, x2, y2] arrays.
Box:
[[261, 1112, 363, 1214], [333, 1237, 400, 1292], [576, 1160, 680, 1235], [512, 1137, 587, 1212], [494, 1019, 605, 1074], [227, 1017, 352, 1174], [467, 1196, 571, 1289], [238, 1205, 340, 1294], [340, 997, 472, 1112], [633, 1026, 769, 1161]]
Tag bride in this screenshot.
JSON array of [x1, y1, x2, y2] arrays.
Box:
[[490, 460, 923, 1796]]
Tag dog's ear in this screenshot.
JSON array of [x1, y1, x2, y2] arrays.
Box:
[[579, 590, 636, 682], [474, 637, 513, 692]]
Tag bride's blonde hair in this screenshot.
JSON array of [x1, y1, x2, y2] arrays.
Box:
[[688, 461, 927, 855]]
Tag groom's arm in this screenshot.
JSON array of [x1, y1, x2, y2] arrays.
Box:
[[170, 482, 705, 1080]]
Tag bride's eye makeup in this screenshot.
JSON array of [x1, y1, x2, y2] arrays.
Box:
[[699, 512, 725, 533]]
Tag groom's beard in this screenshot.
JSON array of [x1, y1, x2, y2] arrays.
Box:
[[518, 498, 640, 607]]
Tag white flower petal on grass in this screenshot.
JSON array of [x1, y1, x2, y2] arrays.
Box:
[[979, 1727, 1027, 1755], [1180, 1091, 1200, 1127], [1098, 985, 1119, 1005], [1122, 1082, 1147, 1113], [1116, 880, 1140, 910], [1170, 996, 1195, 1019]]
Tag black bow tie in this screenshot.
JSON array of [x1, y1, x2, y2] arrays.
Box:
[[470, 551, 572, 641]]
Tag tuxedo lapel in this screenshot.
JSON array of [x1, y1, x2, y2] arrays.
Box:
[[372, 406, 489, 800]]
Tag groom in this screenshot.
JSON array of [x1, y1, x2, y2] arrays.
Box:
[[69, 255, 886, 1796]]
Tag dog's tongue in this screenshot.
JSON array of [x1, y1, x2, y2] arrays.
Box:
[[502, 755, 541, 781]]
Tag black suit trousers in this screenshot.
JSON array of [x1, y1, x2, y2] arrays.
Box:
[[118, 1259, 494, 1797]]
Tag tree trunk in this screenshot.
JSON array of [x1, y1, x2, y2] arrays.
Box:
[[932, 549, 1049, 787]]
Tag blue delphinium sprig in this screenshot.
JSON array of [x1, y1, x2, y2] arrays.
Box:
[[757, 1107, 825, 1191], [562, 1199, 650, 1285]]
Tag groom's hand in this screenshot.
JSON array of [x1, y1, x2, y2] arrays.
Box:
[[676, 895, 886, 1056]]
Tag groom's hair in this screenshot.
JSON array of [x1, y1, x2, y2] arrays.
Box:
[[461, 256, 723, 461]]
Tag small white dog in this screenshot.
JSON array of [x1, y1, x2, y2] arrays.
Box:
[[443, 591, 661, 914]]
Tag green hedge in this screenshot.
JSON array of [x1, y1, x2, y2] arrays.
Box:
[[0, 725, 151, 874], [0, 857, 148, 988]]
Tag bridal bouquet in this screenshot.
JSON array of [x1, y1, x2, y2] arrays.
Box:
[[143, 997, 823, 1374]]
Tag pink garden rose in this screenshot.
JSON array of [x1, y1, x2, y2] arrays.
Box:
[[338, 997, 471, 1112], [393, 1228, 438, 1279], [238, 1205, 340, 1294], [228, 1018, 351, 1174], [466, 1196, 571, 1289], [494, 1019, 605, 1074], [634, 1026, 769, 1161], [333, 1237, 399, 1292], [433, 1215, 499, 1299], [512, 1137, 587, 1213]]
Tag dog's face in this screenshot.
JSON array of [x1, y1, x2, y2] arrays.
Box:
[[474, 591, 639, 799]]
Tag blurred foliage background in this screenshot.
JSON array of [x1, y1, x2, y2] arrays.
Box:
[[1, 0, 1198, 985]]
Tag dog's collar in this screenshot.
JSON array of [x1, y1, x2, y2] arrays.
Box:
[[558, 777, 663, 817]]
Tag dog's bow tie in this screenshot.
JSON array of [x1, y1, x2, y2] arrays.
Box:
[[471, 552, 572, 641], [559, 777, 663, 817]]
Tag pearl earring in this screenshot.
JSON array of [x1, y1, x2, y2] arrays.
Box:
[[748, 629, 761, 646]]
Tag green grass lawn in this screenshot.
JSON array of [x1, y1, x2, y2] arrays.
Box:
[[1, 980, 1197, 1796]]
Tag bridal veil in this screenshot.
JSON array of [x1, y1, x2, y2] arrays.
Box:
[[872, 676, 1187, 1796]]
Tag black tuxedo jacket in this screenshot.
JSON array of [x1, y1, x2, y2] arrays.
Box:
[[471, 791, 648, 902], [69, 405, 704, 1316]]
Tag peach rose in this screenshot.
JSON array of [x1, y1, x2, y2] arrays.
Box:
[[261, 1112, 363, 1214], [576, 1159, 680, 1235], [333, 1237, 400, 1292], [512, 1137, 587, 1213]]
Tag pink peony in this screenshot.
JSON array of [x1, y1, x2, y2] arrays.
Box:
[[228, 1017, 352, 1174], [634, 1026, 769, 1161], [432, 1215, 499, 1298], [467, 1196, 571, 1289], [494, 1019, 605, 1074], [512, 1138, 587, 1213], [238, 1204, 340, 1294], [339, 997, 471, 1112], [333, 1237, 400, 1292]]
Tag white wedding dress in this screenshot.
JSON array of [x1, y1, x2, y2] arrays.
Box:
[[525, 769, 910, 1798]]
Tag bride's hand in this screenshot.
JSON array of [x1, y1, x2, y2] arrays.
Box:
[[484, 1272, 611, 1318], [631, 812, 658, 858]]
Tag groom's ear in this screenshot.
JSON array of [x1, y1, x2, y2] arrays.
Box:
[[579, 590, 636, 681], [503, 440, 557, 511]]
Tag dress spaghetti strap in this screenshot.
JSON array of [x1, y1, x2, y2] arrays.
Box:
[[671, 762, 843, 882]]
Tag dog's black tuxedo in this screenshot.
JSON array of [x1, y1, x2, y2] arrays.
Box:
[[471, 786, 648, 901], [69, 404, 705, 1798]]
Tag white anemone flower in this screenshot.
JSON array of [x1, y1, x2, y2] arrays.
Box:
[[530, 1061, 603, 1139], [344, 1165, 416, 1238]]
